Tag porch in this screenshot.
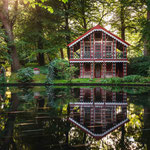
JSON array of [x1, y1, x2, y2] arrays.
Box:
[[71, 62, 127, 79]]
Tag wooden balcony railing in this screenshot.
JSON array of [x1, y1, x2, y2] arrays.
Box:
[[71, 50, 126, 59]]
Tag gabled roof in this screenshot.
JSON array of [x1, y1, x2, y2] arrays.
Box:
[[69, 103, 129, 140], [67, 25, 130, 47], [69, 117, 129, 140]]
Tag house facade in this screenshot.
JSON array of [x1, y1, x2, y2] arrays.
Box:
[[68, 25, 130, 78]]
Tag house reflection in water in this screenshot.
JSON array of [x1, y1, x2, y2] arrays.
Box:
[[68, 88, 129, 140]]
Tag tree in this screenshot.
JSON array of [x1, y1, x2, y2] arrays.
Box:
[[143, 0, 150, 56], [0, 0, 21, 72]]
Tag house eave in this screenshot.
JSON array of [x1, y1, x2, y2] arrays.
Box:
[[68, 29, 130, 48]]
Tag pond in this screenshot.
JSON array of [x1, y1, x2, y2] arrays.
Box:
[[0, 86, 150, 150]]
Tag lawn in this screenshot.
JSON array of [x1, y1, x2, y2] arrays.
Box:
[[6, 73, 150, 85]]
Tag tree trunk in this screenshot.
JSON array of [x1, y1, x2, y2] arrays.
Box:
[[60, 48, 64, 59], [81, 0, 87, 29], [37, 53, 45, 66], [36, 0, 45, 66], [144, 10, 150, 56], [64, 2, 71, 59], [120, 4, 125, 41], [37, 35, 45, 66], [0, 0, 20, 72]]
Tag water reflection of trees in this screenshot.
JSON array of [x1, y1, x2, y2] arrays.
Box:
[[0, 86, 150, 149]]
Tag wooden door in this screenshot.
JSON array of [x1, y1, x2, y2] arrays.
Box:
[[95, 64, 101, 78]]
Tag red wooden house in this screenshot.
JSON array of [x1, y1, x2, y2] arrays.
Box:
[[68, 25, 130, 78]]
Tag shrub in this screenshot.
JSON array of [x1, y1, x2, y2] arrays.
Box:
[[0, 66, 6, 83], [17, 67, 34, 83], [148, 67, 150, 76], [65, 66, 78, 83], [47, 59, 78, 83], [122, 75, 141, 82], [139, 77, 150, 83], [53, 59, 69, 79], [100, 77, 122, 84], [128, 56, 150, 76]]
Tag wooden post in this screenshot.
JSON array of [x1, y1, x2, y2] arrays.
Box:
[[102, 32, 103, 58], [93, 32, 95, 59], [123, 62, 127, 76], [113, 63, 116, 77], [102, 62, 106, 78], [80, 63, 84, 78], [90, 63, 94, 79], [70, 47, 73, 59], [123, 92, 127, 103], [123, 45, 124, 59], [112, 92, 116, 102], [113, 39, 114, 59], [80, 40, 84, 59], [116, 40, 117, 59]]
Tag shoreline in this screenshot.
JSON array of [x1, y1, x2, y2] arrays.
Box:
[[0, 83, 150, 86]]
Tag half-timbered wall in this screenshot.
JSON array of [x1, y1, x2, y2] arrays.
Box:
[[90, 33, 94, 58], [70, 47, 73, 59], [102, 32, 106, 58], [113, 40, 116, 59], [80, 40, 84, 59]]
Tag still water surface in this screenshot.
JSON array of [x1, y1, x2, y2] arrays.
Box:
[[0, 86, 150, 150]]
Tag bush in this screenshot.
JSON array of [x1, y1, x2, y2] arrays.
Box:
[[139, 77, 150, 83], [0, 66, 6, 83], [148, 67, 150, 76], [52, 59, 69, 79], [122, 75, 142, 82], [47, 59, 78, 83], [65, 66, 78, 83], [100, 77, 122, 84], [17, 67, 34, 83], [128, 56, 150, 76]]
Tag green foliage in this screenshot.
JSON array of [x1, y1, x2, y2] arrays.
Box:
[[100, 77, 122, 84], [128, 56, 150, 76], [47, 59, 78, 83], [25, 63, 48, 74], [0, 67, 6, 83], [51, 59, 69, 79], [122, 75, 142, 82], [148, 67, 150, 76], [65, 66, 78, 83], [17, 67, 34, 83], [141, 0, 150, 54], [46, 61, 55, 84], [139, 77, 150, 83], [100, 75, 150, 84]]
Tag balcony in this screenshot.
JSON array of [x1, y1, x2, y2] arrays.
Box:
[[83, 51, 90, 58], [70, 49, 126, 60]]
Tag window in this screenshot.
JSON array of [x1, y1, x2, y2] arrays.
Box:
[[95, 42, 102, 58], [106, 42, 112, 58], [95, 43, 101, 51], [85, 42, 90, 52], [84, 42, 90, 58]]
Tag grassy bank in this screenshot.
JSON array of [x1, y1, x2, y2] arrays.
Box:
[[6, 73, 150, 85]]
